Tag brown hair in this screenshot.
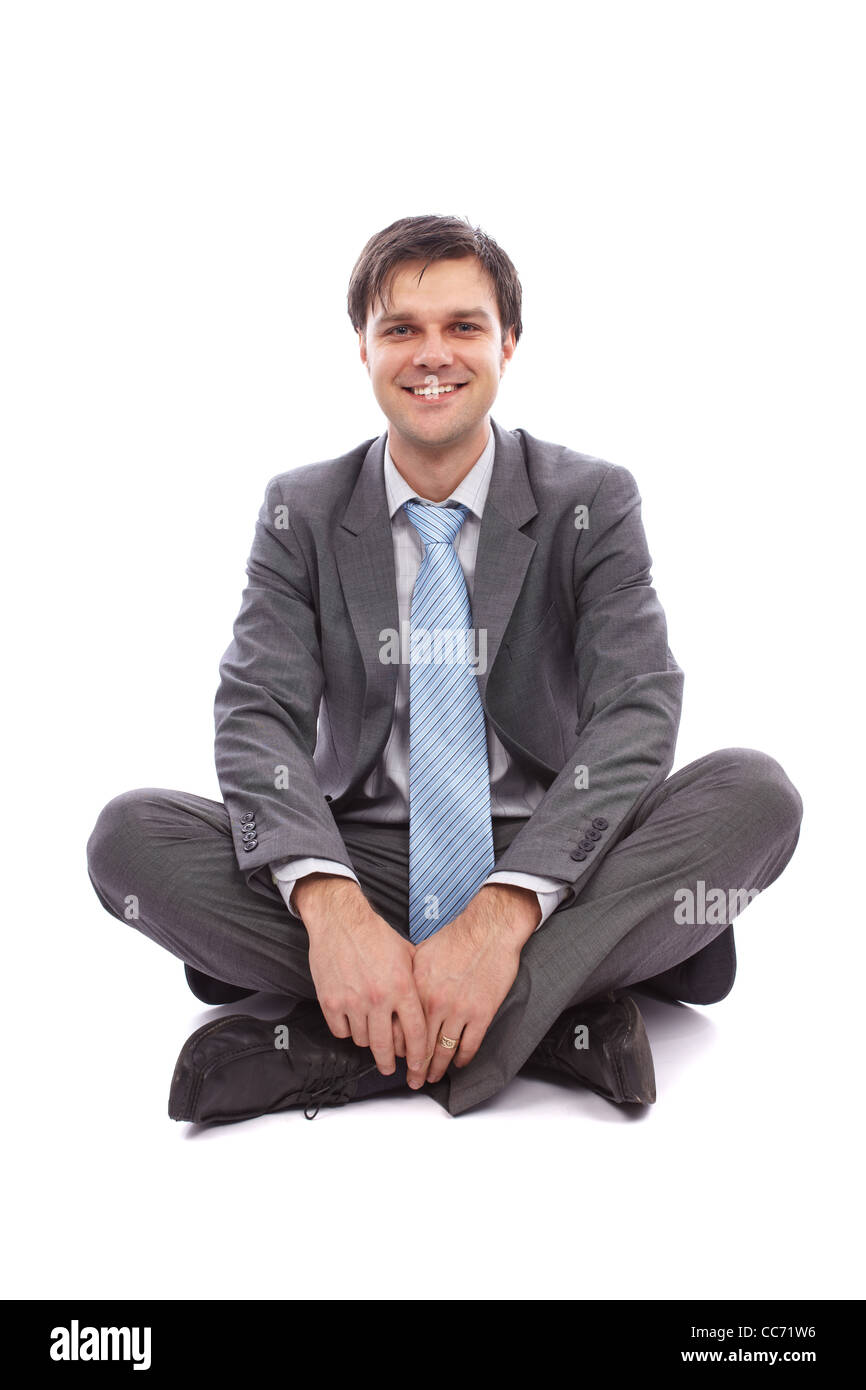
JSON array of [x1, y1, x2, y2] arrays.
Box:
[[347, 213, 523, 345]]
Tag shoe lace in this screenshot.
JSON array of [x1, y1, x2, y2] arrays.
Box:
[[295, 1057, 381, 1121]]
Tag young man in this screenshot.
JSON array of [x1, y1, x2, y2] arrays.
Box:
[[86, 214, 803, 1124]]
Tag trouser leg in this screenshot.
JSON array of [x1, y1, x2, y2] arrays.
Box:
[[86, 747, 803, 1116], [85, 788, 413, 999], [440, 747, 804, 1116], [568, 747, 803, 1006]]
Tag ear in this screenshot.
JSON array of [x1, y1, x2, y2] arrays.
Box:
[[500, 326, 517, 372]]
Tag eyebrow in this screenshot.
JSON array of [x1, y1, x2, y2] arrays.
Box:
[[374, 306, 495, 326]]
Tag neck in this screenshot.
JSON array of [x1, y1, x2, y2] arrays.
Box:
[[388, 420, 491, 503]]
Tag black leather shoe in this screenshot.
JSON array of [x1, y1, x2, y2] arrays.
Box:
[[184, 964, 256, 1005], [524, 991, 656, 1104], [168, 1000, 380, 1124]]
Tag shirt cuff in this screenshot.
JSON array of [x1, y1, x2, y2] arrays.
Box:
[[270, 857, 361, 919], [483, 871, 571, 932]]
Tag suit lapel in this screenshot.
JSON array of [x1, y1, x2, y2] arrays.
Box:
[[333, 432, 399, 781], [471, 418, 538, 702]]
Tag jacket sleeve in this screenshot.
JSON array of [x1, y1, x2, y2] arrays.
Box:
[[214, 476, 359, 892], [491, 462, 684, 903]]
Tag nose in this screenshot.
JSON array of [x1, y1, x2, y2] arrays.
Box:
[[413, 331, 453, 371]]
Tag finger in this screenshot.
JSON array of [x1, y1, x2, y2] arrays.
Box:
[[398, 993, 430, 1089], [392, 1017, 406, 1059], [426, 1020, 463, 1085], [367, 1010, 396, 1075], [453, 1019, 484, 1069], [422, 1013, 445, 1084], [325, 1011, 351, 1040], [348, 1013, 370, 1050]]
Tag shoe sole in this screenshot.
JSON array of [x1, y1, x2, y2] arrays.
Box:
[[604, 997, 656, 1104]]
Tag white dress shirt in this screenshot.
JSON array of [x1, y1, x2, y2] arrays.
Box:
[[270, 425, 570, 929]]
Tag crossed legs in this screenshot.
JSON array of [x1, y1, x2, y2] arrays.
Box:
[[85, 746, 803, 1114]]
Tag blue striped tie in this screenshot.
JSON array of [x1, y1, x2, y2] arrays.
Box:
[[402, 500, 495, 943]]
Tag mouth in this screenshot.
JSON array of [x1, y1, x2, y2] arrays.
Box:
[[402, 381, 468, 402]]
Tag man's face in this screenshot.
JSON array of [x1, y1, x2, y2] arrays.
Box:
[[359, 255, 516, 456]]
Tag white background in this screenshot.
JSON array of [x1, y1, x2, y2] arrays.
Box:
[[2, 0, 863, 1301]]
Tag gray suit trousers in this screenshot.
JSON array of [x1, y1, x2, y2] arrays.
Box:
[[86, 746, 802, 1116]]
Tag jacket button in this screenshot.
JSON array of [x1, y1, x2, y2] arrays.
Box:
[[240, 813, 255, 824], [325, 795, 332, 802], [570, 848, 587, 861], [242, 841, 257, 852], [592, 817, 608, 830], [587, 827, 602, 841]]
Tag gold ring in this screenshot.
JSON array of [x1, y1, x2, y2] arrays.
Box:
[[438, 1033, 459, 1050]]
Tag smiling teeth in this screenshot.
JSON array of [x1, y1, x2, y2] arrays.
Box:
[[413, 384, 458, 395]]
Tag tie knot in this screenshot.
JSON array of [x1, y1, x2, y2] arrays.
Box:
[[402, 500, 468, 549]]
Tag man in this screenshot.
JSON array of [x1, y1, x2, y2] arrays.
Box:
[[86, 213, 803, 1124]]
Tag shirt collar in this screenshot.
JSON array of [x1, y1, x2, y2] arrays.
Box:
[[383, 424, 496, 522]]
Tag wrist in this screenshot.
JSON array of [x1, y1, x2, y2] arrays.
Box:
[[470, 883, 540, 945], [293, 873, 367, 932]]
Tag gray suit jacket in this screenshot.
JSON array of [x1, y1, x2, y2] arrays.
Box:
[[214, 416, 733, 999]]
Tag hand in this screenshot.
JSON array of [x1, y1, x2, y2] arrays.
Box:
[[411, 884, 539, 1085], [296, 875, 428, 1088]]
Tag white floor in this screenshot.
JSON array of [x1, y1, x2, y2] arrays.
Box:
[[5, 0, 864, 1307], [6, 803, 857, 1302]]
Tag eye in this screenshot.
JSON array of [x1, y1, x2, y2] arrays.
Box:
[[385, 322, 481, 336]]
